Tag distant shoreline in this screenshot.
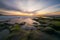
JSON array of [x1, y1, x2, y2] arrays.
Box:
[[0, 15, 34, 16]]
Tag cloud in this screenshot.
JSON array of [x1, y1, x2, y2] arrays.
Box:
[[0, 0, 21, 11], [0, 0, 60, 16], [1, 0, 60, 12], [0, 0, 30, 12], [0, 9, 34, 16], [0, 4, 60, 16], [35, 4, 60, 15]]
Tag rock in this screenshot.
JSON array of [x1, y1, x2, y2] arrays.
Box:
[[43, 27, 56, 34]]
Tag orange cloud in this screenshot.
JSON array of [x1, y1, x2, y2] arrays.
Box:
[[0, 9, 34, 16]]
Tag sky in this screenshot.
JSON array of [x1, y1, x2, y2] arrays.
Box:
[[0, 0, 60, 15]]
